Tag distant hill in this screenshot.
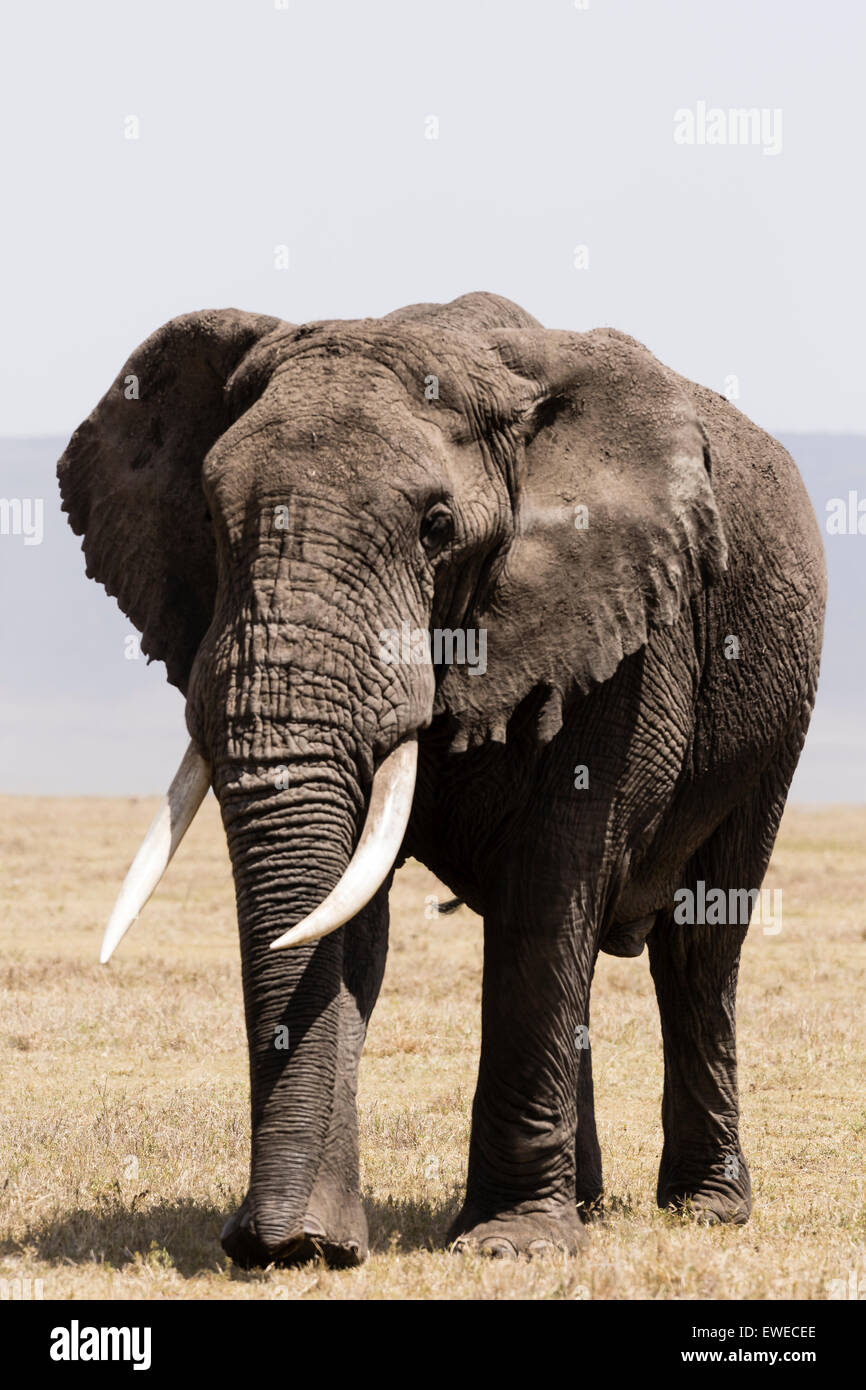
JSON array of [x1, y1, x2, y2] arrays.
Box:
[[1, 434, 863, 798], [777, 435, 865, 801]]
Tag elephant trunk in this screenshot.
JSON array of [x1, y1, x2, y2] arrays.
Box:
[[216, 743, 374, 1260], [205, 607, 421, 1261]]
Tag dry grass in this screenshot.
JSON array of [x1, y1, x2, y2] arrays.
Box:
[[1, 797, 864, 1300]]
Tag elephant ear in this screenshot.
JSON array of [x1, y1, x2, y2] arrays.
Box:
[[57, 308, 285, 693], [437, 327, 728, 749]]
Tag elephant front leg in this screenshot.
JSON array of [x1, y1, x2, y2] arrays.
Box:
[[449, 887, 593, 1258], [301, 885, 391, 1256]]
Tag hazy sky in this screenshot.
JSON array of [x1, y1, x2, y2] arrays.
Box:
[[1, 0, 864, 436]]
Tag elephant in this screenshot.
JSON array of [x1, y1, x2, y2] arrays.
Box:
[[57, 291, 826, 1266]]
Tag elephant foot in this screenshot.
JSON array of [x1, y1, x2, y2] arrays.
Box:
[[658, 1151, 752, 1225], [448, 1203, 588, 1258], [221, 1191, 368, 1270]]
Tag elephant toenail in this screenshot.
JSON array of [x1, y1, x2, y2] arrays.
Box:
[[480, 1237, 518, 1259], [527, 1239, 555, 1256]]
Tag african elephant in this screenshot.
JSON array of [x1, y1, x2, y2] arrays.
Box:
[[58, 292, 826, 1265]]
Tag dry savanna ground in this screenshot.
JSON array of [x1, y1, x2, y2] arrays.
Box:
[[1, 796, 864, 1301]]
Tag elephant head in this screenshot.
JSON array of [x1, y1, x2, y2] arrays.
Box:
[[58, 291, 726, 1263]]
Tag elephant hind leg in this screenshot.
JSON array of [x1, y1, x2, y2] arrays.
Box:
[[648, 755, 795, 1224], [449, 847, 593, 1257]]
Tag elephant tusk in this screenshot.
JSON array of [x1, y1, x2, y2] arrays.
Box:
[[99, 742, 211, 964], [270, 738, 418, 951]]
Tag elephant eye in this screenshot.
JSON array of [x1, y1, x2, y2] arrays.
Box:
[[420, 504, 454, 556]]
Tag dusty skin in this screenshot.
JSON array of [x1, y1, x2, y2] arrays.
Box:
[[1, 796, 863, 1301]]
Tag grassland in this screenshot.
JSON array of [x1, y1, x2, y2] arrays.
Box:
[[1, 797, 864, 1300]]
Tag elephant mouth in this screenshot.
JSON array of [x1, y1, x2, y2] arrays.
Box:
[[268, 737, 418, 950], [98, 736, 418, 962]]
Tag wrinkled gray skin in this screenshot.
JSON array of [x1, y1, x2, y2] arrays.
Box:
[[58, 293, 825, 1265]]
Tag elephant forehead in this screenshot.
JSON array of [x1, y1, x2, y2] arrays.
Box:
[[271, 351, 412, 419], [205, 395, 449, 509]]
